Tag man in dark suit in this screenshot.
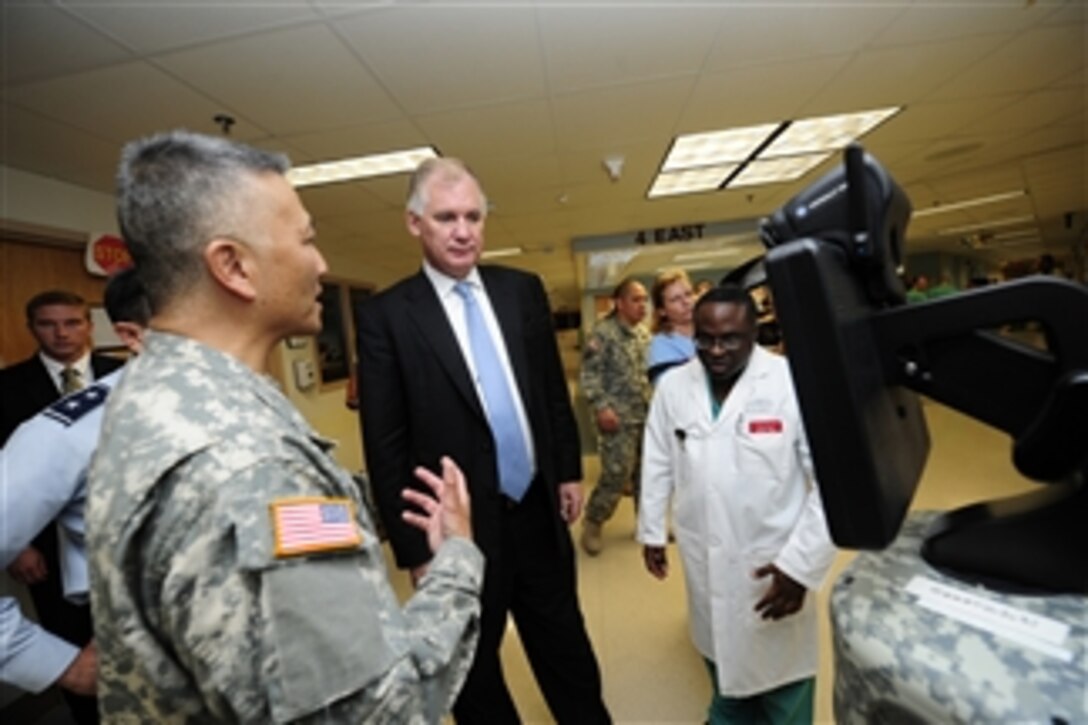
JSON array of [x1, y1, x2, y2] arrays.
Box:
[[357, 158, 610, 724], [0, 289, 123, 725]]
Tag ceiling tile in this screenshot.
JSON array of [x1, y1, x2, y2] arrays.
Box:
[[867, 96, 1015, 145], [682, 56, 851, 132], [416, 100, 557, 161], [0, 102, 121, 192], [59, 0, 321, 55], [538, 7, 723, 93], [929, 24, 1085, 100], [154, 25, 402, 135], [968, 87, 1084, 134], [552, 77, 694, 152], [2, 4, 135, 85], [333, 6, 546, 114], [703, 5, 902, 72], [875, 0, 1071, 45], [812, 34, 1008, 111], [3, 61, 267, 143]]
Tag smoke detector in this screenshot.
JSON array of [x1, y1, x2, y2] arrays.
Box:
[[603, 155, 625, 182]]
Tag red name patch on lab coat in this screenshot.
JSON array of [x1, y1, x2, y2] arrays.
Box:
[[749, 419, 783, 434]]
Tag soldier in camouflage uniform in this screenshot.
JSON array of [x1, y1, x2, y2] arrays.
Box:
[[86, 130, 483, 723], [579, 278, 651, 555]]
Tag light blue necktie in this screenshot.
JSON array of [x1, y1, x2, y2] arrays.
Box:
[[455, 281, 533, 501]]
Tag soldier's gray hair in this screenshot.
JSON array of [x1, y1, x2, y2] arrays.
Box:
[[405, 157, 488, 217], [116, 129, 290, 312]]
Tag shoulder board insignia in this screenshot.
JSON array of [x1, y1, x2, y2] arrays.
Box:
[[270, 497, 363, 558], [43, 383, 110, 427]]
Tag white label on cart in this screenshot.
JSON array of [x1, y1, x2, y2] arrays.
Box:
[[906, 576, 1073, 662]]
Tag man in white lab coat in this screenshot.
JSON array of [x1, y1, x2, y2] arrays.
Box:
[[637, 284, 836, 724]]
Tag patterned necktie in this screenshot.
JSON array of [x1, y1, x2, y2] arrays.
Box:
[[60, 366, 84, 394], [454, 281, 533, 501]]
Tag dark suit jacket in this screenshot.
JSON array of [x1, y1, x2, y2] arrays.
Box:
[[0, 352, 124, 445], [357, 266, 581, 569]]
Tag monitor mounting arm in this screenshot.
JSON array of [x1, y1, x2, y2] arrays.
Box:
[[870, 276, 1088, 593]]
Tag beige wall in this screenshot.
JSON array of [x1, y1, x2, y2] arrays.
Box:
[[1, 166, 368, 466], [268, 339, 365, 474], [0, 238, 112, 365]]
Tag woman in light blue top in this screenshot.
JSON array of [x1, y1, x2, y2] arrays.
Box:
[[647, 268, 696, 385]]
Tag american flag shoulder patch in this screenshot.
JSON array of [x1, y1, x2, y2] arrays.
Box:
[[269, 497, 363, 558]]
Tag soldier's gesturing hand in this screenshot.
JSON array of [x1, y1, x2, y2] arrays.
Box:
[[404, 456, 473, 554]]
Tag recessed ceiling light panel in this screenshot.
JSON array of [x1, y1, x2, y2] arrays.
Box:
[[937, 215, 1036, 236], [648, 165, 737, 198], [288, 146, 439, 188], [762, 107, 900, 158], [480, 246, 523, 259], [912, 189, 1027, 218], [662, 123, 780, 171], [728, 153, 831, 188]]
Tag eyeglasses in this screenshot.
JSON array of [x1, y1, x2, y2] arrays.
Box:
[[694, 333, 749, 352]]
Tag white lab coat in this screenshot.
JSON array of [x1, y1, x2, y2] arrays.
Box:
[[638, 346, 835, 697]]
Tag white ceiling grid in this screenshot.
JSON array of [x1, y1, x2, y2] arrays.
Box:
[[0, 0, 1083, 307]]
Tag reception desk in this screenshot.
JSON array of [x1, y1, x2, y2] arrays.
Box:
[[831, 512, 1086, 723]]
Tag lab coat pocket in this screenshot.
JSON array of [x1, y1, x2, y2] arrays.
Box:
[[735, 415, 792, 482], [672, 422, 710, 493]]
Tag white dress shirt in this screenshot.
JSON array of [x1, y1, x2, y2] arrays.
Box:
[[422, 261, 537, 474]]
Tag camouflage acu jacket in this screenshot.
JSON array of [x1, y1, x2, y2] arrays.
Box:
[[87, 331, 483, 723], [580, 314, 651, 424]]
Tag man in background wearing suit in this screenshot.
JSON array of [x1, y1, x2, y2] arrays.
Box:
[[357, 158, 611, 724], [0, 289, 122, 724]]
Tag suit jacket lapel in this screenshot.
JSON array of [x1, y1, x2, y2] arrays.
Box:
[[403, 272, 487, 421], [31, 356, 61, 401]]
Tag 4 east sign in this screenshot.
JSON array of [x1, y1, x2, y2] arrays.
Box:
[[633, 224, 706, 245]]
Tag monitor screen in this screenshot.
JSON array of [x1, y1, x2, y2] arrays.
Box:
[[760, 147, 930, 549]]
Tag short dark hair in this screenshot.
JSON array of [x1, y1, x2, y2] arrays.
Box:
[[612, 277, 643, 300], [103, 267, 151, 326], [607, 277, 644, 318], [25, 290, 87, 323], [693, 283, 758, 325], [116, 129, 290, 313]]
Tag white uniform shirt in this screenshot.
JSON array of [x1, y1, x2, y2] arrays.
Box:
[[637, 346, 836, 696], [0, 367, 122, 692]]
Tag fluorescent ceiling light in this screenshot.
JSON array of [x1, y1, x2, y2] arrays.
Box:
[[728, 153, 831, 188], [662, 123, 780, 171], [288, 146, 439, 188], [651, 107, 901, 198], [649, 165, 737, 198], [481, 246, 523, 259], [673, 248, 745, 262], [660, 261, 714, 272], [937, 215, 1036, 236], [993, 238, 1041, 248], [991, 229, 1040, 242], [912, 190, 1027, 218], [762, 107, 900, 158]]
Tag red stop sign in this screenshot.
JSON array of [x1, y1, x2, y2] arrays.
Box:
[[91, 234, 133, 275]]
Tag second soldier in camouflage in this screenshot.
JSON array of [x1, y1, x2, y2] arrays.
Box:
[[579, 278, 651, 555]]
